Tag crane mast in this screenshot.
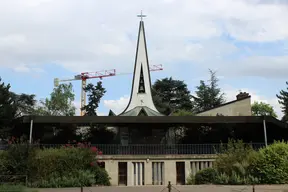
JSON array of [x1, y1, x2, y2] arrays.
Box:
[[54, 64, 163, 116]]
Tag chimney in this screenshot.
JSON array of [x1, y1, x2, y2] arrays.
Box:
[[236, 92, 250, 100]]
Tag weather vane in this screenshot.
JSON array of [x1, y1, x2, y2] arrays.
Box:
[[137, 10, 147, 21]]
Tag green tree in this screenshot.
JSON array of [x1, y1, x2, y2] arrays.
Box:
[[82, 81, 106, 116], [172, 109, 195, 116], [81, 82, 115, 144], [0, 78, 14, 139], [152, 77, 193, 115], [276, 81, 288, 121], [193, 69, 225, 113], [0, 78, 36, 139], [35, 83, 76, 116], [251, 101, 277, 118]]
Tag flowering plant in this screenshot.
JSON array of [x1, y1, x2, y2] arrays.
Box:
[[63, 140, 104, 167]]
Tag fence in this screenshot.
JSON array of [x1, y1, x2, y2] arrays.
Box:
[[0, 175, 28, 185], [0, 143, 266, 155]]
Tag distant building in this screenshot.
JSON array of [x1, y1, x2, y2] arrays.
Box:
[[197, 92, 252, 116]]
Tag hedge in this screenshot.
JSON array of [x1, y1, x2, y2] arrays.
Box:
[[190, 140, 288, 185], [0, 139, 110, 187], [250, 141, 288, 184]]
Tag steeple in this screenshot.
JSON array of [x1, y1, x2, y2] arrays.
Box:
[[119, 15, 163, 116]]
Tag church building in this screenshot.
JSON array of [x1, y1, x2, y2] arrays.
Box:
[[103, 15, 250, 186], [19, 13, 288, 187]]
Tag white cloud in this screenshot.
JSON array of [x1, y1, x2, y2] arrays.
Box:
[[0, 0, 287, 78], [73, 101, 81, 116], [103, 95, 130, 115], [13, 63, 44, 73]]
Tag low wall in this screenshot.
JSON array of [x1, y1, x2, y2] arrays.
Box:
[[36, 185, 288, 192]]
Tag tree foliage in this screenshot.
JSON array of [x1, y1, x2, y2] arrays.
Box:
[[0, 78, 36, 139], [250, 141, 288, 184], [35, 83, 76, 116], [171, 109, 195, 116], [192, 69, 225, 113], [152, 77, 193, 115], [80, 82, 115, 144], [251, 101, 277, 118], [82, 81, 106, 116], [276, 81, 288, 121]]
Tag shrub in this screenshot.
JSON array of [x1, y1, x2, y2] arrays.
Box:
[[228, 171, 244, 185], [186, 173, 195, 185], [4, 139, 36, 176], [29, 146, 96, 181], [31, 170, 96, 188], [215, 139, 257, 177], [1, 139, 110, 187], [0, 185, 37, 192], [214, 173, 229, 184], [194, 168, 218, 184], [0, 150, 9, 174], [0, 137, 37, 184], [91, 165, 111, 186], [28, 143, 110, 187], [250, 141, 288, 184]]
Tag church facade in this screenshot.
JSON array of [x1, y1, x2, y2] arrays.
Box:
[[19, 15, 287, 187], [103, 18, 251, 186]]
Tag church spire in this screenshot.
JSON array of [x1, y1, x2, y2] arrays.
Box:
[[119, 13, 163, 116]]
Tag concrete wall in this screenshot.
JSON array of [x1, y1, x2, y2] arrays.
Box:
[[196, 97, 252, 116], [102, 155, 216, 186]]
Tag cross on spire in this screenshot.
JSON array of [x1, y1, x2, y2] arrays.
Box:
[[137, 10, 147, 21]]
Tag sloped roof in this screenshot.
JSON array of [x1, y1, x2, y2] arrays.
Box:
[[119, 106, 164, 116], [108, 110, 116, 116]]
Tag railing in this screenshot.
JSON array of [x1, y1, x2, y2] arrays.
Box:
[[0, 143, 266, 155]]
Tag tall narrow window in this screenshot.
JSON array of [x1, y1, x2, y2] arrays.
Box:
[[133, 162, 145, 185], [152, 162, 164, 185], [138, 65, 146, 93]]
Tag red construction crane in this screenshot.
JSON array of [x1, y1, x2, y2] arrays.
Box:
[[54, 64, 163, 116]]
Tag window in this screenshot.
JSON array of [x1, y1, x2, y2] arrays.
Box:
[[133, 162, 145, 185], [138, 65, 146, 93], [152, 162, 164, 185]]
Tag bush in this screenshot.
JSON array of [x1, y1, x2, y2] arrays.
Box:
[[215, 139, 257, 177], [29, 144, 110, 187], [3, 140, 36, 176], [194, 168, 217, 184], [210, 139, 261, 185], [31, 170, 96, 188], [0, 139, 110, 187], [0, 185, 37, 192], [92, 166, 111, 186], [250, 141, 288, 184], [29, 146, 95, 181], [0, 150, 9, 174], [0, 138, 37, 184], [186, 173, 195, 185], [214, 172, 229, 184]]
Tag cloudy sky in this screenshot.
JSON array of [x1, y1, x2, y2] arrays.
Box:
[[0, 0, 287, 118]]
